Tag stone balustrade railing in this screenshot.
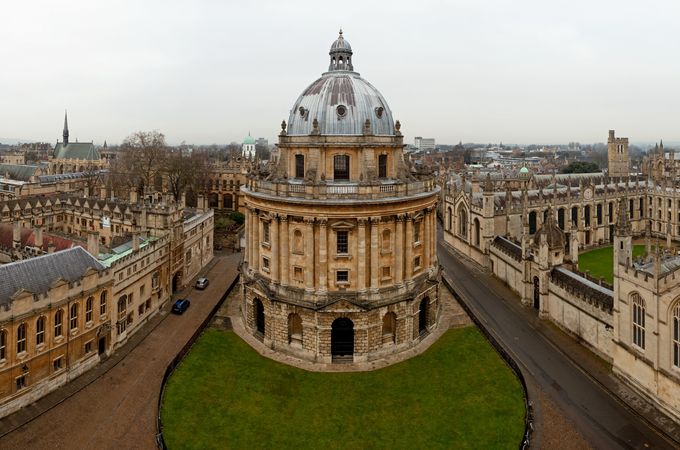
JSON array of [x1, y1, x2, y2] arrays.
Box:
[[246, 178, 438, 200]]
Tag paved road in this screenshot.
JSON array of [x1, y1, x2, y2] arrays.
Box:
[[437, 229, 677, 449], [0, 252, 240, 450]]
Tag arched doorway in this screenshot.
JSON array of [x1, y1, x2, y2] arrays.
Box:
[[418, 298, 429, 335], [331, 317, 354, 361], [172, 273, 181, 294], [254, 299, 265, 336], [533, 277, 540, 310]]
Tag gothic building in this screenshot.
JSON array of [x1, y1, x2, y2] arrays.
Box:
[[443, 135, 680, 420], [49, 112, 107, 175], [241, 31, 440, 363]]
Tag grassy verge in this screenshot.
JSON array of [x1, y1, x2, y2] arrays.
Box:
[[161, 327, 525, 450]]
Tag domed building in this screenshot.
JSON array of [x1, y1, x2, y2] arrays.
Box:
[[242, 133, 256, 159], [240, 31, 441, 363]]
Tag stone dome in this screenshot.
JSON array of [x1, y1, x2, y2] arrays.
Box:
[[286, 31, 395, 136]]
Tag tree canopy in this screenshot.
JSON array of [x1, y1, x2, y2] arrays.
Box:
[[560, 161, 600, 174]]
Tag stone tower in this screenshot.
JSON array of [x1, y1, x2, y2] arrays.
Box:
[[241, 31, 440, 364], [613, 197, 632, 270], [607, 129, 629, 179]]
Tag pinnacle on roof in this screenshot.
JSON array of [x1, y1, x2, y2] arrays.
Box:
[[63, 110, 69, 145]]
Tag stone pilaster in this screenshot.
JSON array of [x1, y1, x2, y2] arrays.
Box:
[[424, 209, 431, 270], [405, 215, 413, 283], [370, 216, 380, 291], [357, 218, 367, 292], [253, 210, 260, 271]]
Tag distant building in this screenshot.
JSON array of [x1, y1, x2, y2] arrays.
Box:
[[49, 112, 106, 174], [242, 133, 256, 159], [414, 136, 435, 151]]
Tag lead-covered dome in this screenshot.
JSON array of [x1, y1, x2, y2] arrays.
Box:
[[286, 31, 395, 136]]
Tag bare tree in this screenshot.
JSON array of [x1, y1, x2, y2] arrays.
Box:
[[116, 130, 167, 195], [163, 150, 209, 202]]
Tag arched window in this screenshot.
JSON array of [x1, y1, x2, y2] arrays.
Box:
[[557, 208, 565, 230], [584, 205, 591, 227], [528, 211, 537, 234], [458, 208, 468, 237], [378, 154, 387, 178], [288, 313, 302, 347], [100, 291, 107, 315], [632, 293, 645, 350], [0, 329, 6, 360], [17, 323, 27, 354], [118, 295, 127, 316], [295, 154, 305, 179], [333, 155, 350, 180], [86, 296, 94, 323], [36, 316, 46, 345], [382, 312, 396, 344], [673, 303, 680, 368], [571, 206, 578, 226], [54, 309, 63, 337], [447, 207, 452, 231], [70, 303, 78, 330], [474, 218, 481, 247], [293, 229, 304, 254], [382, 229, 391, 252]]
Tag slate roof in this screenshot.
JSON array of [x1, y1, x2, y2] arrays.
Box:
[[53, 142, 100, 160], [0, 164, 40, 181], [0, 247, 105, 306]]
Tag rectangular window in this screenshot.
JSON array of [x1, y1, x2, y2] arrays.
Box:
[[337, 230, 349, 254], [597, 204, 602, 225], [138, 304, 145, 315], [263, 221, 270, 244], [100, 295, 107, 315], [414, 222, 421, 243], [336, 270, 349, 283], [86, 299, 93, 323], [262, 257, 270, 271], [0, 331, 5, 360], [146, 299, 151, 310], [295, 154, 305, 179], [16, 375, 26, 390], [414, 256, 421, 269], [382, 266, 391, 278], [294, 266, 303, 282], [36, 318, 45, 345], [333, 155, 350, 180], [378, 154, 387, 178], [53, 357, 62, 371], [673, 307, 679, 368], [85, 342, 92, 354]]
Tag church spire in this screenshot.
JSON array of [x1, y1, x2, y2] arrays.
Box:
[[63, 110, 69, 145]]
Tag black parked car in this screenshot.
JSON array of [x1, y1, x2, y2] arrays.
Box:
[[172, 298, 191, 314]]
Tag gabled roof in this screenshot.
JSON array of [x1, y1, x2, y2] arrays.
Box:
[[53, 142, 100, 161], [0, 247, 105, 306]]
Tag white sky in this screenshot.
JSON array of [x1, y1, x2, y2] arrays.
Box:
[[1, 0, 679, 146]]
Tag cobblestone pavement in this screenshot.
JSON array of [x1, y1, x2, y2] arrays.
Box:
[[0, 252, 241, 450]]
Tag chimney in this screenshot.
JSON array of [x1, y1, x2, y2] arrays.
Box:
[[47, 242, 56, 254], [130, 190, 139, 204], [100, 186, 107, 200], [13, 221, 21, 249], [132, 231, 140, 251], [87, 231, 100, 256], [34, 225, 43, 250]]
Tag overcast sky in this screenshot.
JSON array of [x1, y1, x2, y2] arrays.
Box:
[[1, 0, 679, 146]]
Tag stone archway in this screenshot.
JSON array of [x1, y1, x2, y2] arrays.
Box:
[[254, 299, 265, 336], [331, 317, 354, 362], [419, 297, 429, 335]]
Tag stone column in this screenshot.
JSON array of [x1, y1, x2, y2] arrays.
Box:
[[405, 215, 413, 283], [318, 218, 328, 293], [370, 217, 380, 291], [395, 214, 405, 286], [304, 218, 315, 292], [357, 218, 367, 292], [271, 214, 279, 284], [424, 210, 431, 270], [431, 210, 438, 267], [280, 215, 289, 286], [253, 210, 260, 271]]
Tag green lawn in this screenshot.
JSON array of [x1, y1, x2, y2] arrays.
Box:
[[161, 327, 525, 450], [578, 244, 647, 284]]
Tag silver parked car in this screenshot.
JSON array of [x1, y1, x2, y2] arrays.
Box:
[[195, 277, 209, 290]]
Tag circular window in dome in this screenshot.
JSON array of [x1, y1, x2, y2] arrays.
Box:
[[336, 105, 347, 118], [375, 106, 384, 119]]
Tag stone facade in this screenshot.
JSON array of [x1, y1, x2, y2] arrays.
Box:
[[241, 32, 441, 364]]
